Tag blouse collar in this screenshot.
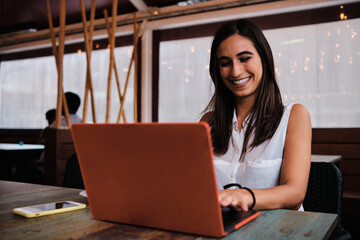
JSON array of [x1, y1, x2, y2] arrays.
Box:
[[232, 109, 251, 131]]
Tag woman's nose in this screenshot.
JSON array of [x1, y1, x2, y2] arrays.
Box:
[[231, 62, 244, 77]]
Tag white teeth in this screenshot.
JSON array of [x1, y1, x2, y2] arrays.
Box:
[[233, 77, 250, 85]]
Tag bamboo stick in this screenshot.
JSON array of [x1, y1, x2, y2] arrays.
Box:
[[79, 0, 97, 123], [88, 0, 97, 123], [82, 71, 89, 122], [55, 0, 66, 129], [45, 0, 58, 63], [80, 0, 89, 123], [105, 0, 118, 123], [104, 9, 126, 123], [89, 0, 96, 51], [46, 0, 70, 128], [133, 13, 138, 123], [116, 23, 141, 123], [62, 92, 71, 127]]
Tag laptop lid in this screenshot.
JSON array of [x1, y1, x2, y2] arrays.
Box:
[[71, 123, 259, 238]]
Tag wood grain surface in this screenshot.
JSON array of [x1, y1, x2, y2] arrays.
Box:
[[0, 181, 337, 240]]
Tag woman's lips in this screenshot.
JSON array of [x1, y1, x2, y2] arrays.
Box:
[[232, 76, 251, 86]]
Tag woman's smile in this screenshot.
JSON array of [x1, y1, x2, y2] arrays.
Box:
[[231, 76, 251, 87]]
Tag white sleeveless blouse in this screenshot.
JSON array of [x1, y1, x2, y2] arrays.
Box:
[[213, 103, 303, 211]]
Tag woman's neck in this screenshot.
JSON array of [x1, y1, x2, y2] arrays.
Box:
[[235, 95, 255, 128]]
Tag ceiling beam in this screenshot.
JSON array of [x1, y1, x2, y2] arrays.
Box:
[[129, 0, 149, 13]]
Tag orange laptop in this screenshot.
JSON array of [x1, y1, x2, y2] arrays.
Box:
[[71, 122, 260, 238]]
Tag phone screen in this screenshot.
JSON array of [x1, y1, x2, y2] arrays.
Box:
[[26, 201, 79, 212]]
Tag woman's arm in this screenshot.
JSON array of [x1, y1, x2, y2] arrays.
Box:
[[219, 104, 312, 211]]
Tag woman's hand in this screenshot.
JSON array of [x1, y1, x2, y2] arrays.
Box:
[[218, 189, 254, 211]]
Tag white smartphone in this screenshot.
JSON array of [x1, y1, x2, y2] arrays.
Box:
[[13, 201, 86, 218]]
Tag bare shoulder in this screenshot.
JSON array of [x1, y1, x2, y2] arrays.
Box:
[[289, 104, 311, 124], [200, 111, 213, 124], [288, 104, 311, 134]]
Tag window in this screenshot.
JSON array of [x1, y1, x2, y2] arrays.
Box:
[[0, 46, 135, 128], [158, 18, 360, 127], [265, 18, 360, 127], [158, 37, 213, 122]]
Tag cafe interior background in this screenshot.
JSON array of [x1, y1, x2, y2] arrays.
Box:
[[0, 0, 359, 238]]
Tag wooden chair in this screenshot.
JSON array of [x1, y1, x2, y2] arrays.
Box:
[[303, 162, 351, 240], [43, 128, 76, 186], [62, 153, 84, 189]]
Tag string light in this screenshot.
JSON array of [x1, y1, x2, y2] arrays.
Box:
[[304, 57, 310, 71], [340, 13, 345, 20], [289, 60, 297, 74], [334, 54, 341, 63], [351, 29, 357, 39], [340, 5, 347, 20], [349, 57, 353, 64], [276, 68, 282, 76], [77, 49, 82, 54], [184, 68, 194, 76]]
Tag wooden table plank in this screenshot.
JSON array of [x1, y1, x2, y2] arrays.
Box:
[[224, 210, 336, 240], [0, 181, 337, 240]]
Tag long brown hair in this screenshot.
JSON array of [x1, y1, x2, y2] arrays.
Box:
[[204, 19, 284, 159]]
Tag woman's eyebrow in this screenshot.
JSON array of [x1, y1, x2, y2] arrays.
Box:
[[218, 51, 253, 61], [237, 51, 253, 56]]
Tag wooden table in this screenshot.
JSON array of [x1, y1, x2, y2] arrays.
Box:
[[311, 155, 342, 163], [0, 143, 44, 151], [0, 181, 337, 240], [0, 143, 44, 180]]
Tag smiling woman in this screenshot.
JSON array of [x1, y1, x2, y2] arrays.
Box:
[[200, 19, 312, 212]]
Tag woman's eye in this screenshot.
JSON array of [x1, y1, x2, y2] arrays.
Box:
[[240, 57, 251, 62], [219, 61, 231, 67]]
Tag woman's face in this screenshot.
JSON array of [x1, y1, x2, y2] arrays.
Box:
[[217, 34, 263, 100]]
